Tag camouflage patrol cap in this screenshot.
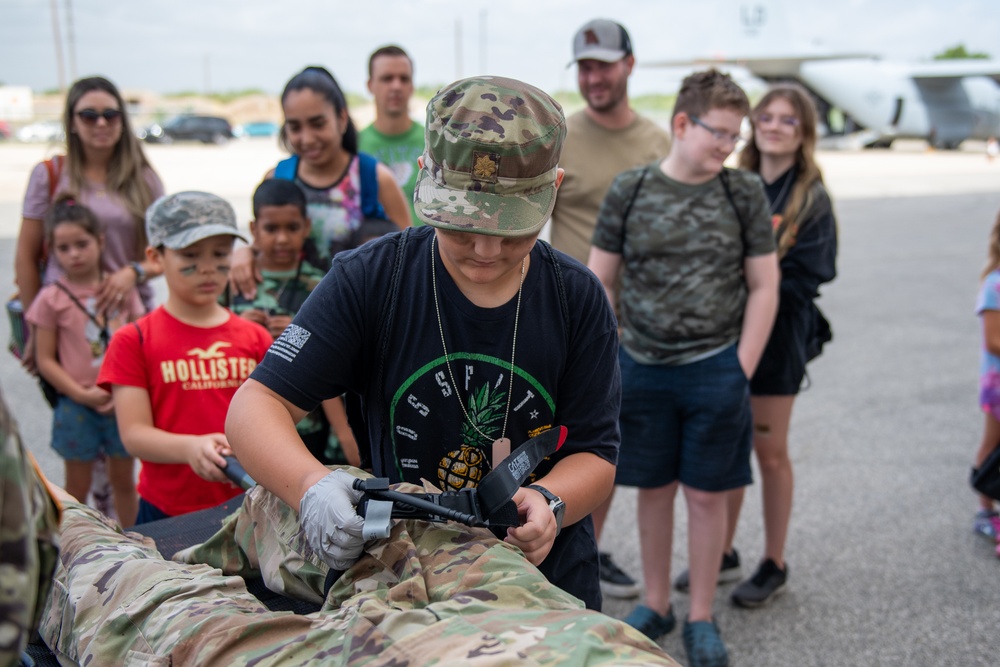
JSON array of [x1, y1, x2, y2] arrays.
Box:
[[146, 191, 249, 249], [413, 76, 566, 237]]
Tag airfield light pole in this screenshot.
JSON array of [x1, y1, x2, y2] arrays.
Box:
[[64, 0, 77, 81], [479, 10, 488, 74], [48, 0, 66, 92], [454, 18, 463, 81]]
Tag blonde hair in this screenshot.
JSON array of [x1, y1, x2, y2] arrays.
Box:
[[739, 83, 823, 257], [983, 209, 1000, 279], [63, 76, 156, 254]]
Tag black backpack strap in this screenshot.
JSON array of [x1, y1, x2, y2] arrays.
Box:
[[131, 320, 144, 346], [538, 239, 570, 333], [618, 166, 649, 250], [370, 227, 410, 476], [718, 168, 750, 250]]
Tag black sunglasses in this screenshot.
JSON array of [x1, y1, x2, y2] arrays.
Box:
[[76, 108, 123, 124]]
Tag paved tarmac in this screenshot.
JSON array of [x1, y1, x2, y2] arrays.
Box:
[[0, 140, 998, 665]]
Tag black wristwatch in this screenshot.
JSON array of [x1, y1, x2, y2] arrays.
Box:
[[129, 261, 147, 284], [526, 484, 566, 536]]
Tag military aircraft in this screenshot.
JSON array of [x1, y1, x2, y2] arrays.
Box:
[[645, 1, 1000, 148]]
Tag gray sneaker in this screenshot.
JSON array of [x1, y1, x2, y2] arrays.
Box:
[[730, 558, 788, 608], [673, 549, 741, 593]]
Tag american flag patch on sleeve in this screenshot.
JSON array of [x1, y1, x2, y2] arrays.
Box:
[[269, 324, 311, 362]]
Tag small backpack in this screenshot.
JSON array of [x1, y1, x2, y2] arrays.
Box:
[[273, 152, 386, 220]]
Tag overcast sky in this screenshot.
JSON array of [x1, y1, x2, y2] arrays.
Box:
[[2, 0, 998, 99]]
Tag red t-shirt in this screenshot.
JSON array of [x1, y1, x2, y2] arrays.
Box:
[[98, 306, 274, 516]]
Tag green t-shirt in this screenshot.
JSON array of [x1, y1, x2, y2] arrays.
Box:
[[358, 121, 425, 225]]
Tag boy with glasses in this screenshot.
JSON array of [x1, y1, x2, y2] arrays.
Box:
[[588, 69, 779, 667]]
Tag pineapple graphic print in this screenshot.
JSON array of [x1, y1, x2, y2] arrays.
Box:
[[437, 381, 506, 491], [387, 352, 555, 487]]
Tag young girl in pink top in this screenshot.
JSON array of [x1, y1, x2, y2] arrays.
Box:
[[26, 196, 143, 526], [973, 209, 1000, 550]]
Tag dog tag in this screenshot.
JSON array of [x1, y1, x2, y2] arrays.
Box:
[[492, 437, 511, 469]]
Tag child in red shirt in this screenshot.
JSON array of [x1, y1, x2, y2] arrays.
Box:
[[98, 191, 273, 523]]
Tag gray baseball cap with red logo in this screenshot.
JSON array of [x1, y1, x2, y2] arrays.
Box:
[[570, 19, 634, 65]]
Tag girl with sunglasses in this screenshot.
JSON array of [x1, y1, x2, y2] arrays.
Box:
[[17, 76, 164, 339], [716, 83, 838, 607]]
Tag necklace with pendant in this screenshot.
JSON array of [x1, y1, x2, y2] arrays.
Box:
[[272, 260, 304, 314], [431, 235, 525, 468]]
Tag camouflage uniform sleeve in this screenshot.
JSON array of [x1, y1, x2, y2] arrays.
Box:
[[0, 388, 60, 666], [592, 167, 648, 254]]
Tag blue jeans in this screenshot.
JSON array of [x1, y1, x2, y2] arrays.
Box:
[[51, 396, 129, 461]]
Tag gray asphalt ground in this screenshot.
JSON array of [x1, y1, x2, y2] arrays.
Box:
[[1, 140, 999, 665]]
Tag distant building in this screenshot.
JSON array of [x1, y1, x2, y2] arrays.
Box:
[[0, 86, 33, 121]]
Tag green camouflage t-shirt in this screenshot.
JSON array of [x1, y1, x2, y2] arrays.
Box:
[[594, 164, 775, 365], [230, 262, 331, 439], [230, 262, 326, 318]]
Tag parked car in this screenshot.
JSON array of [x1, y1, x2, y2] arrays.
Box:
[[144, 115, 233, 144], [0, 120, 10, 140], [16, 120, 64, 143], [233, 121, 280, 139]]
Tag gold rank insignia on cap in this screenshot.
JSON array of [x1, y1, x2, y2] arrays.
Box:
[[472, 152, 500, 183]]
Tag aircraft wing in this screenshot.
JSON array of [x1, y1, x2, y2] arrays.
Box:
[[642, 54, 876, 79], [907, 60, 1000, 84]]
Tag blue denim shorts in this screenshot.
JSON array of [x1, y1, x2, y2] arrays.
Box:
[[615, 344, 753, 492], [51, 396, 130, 461]]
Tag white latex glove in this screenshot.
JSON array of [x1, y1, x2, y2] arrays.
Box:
[[299, 470, 366, 570]]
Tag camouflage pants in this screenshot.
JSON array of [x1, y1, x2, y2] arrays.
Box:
[[40, 479, 678, 666], [0, 392, 60, 667]]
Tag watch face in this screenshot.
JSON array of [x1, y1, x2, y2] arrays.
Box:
[[551, 498, 566, 532]]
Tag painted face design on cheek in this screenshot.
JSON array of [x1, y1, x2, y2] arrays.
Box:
[[179, 262, 230, 276]]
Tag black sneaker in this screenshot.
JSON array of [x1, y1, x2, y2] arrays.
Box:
[[673, 549, 741, 593], [730, 558, 787, 608], [598, 552, 641, 598]]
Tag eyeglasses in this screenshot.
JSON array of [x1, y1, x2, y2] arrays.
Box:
[[76, 108, 123, 125], [755, 112, 800, 128], [689, 115, 742, 145]]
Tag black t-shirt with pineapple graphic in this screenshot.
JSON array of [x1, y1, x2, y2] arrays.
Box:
[[252, 225, 621, 609]]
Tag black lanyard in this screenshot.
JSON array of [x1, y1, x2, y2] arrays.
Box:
[[53, 281, 111, 348]]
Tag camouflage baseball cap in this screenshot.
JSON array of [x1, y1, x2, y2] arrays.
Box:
[[413, 76, 566, 237], [570, 19, 633, 65], [146, 191, 248, 249]]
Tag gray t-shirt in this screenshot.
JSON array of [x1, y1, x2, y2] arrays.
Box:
[[593, 164, 775, 365]]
